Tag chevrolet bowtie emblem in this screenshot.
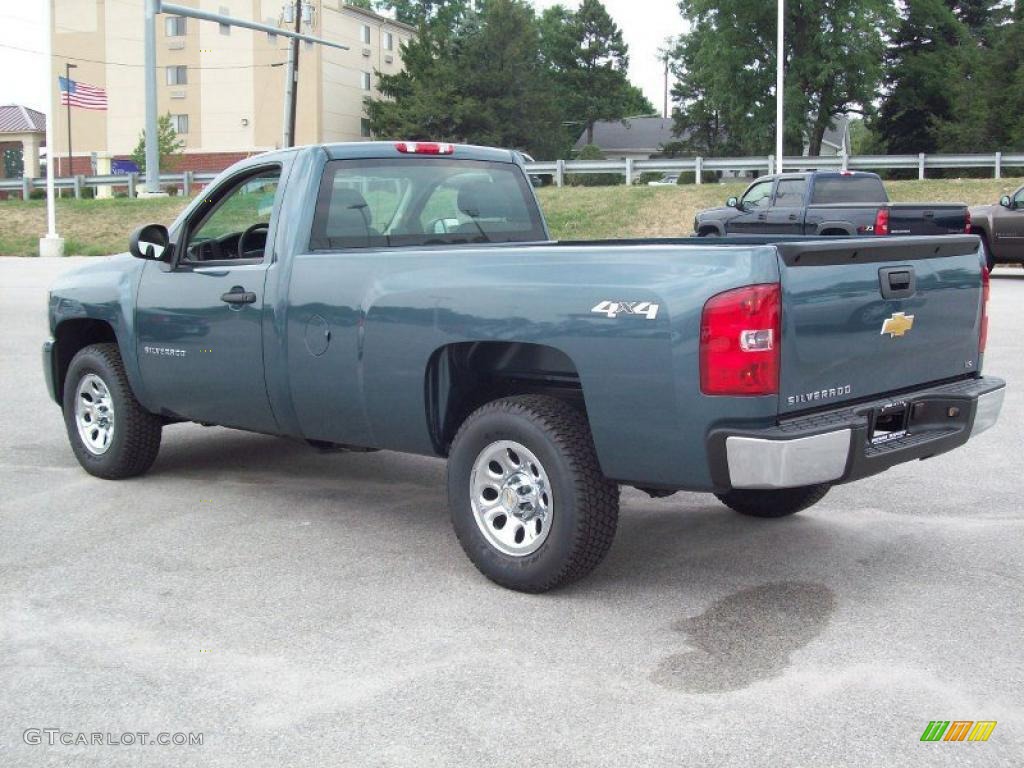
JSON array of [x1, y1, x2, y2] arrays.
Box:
[[881, 312, 915, 338]]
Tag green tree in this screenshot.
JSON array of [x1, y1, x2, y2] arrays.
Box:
[[539, 0, 654, 147], [367, 0, 564, 157], [986, 1, 1024, 149], [131, 113, 185, 173], [670, 0, 890, 157]]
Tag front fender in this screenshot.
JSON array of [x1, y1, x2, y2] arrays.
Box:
[[48, 254, 150, 407]]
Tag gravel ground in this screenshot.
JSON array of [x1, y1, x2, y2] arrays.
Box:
[[1, 257, 1021, 767]]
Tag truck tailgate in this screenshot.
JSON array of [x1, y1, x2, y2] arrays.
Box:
[[776, 236, 984, 415], [887, 203, 968, 235]]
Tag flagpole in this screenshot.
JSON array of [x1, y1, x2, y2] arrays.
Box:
[[64, 63, 77, 179], [40, 0, 62, 257], [776, 0, 784, 174]]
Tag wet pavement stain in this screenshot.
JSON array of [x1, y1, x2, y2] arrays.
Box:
[[652, 581, 836, 693]]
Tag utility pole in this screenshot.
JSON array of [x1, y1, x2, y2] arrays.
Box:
[[143, 0, 160, 195], [65, 62, 77, 178], [663, 57, 669, 119], [776, 0, 784, 174], [283, 0, 303, 148]]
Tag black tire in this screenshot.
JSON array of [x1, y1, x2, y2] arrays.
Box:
[[62, 343, 162, 479], [447, 395, 619, 592], [715, 483, 830, 518]]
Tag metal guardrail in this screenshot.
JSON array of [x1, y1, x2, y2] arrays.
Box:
[[2, 153, 1022, 199], [525, 152, 1024, 186], [0, 171, 219, 200]]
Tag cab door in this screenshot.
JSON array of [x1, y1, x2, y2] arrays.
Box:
[[764, 177, 807, 234], [135, 165, 283, 432], [993, 186, 1024, 260], [726, 179, 775, 234]]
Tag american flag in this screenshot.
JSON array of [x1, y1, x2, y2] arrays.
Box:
[[59, 76, 108, 110]]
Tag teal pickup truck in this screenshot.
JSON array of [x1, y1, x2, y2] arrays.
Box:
[[43, 142, 1005, 592]]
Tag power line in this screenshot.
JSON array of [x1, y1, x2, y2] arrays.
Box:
[[0, 42, 285, 69]]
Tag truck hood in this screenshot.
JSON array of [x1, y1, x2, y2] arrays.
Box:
[[697, 206, 738, 220]]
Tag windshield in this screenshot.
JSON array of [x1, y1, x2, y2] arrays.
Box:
[[309, 158, 547, 250]]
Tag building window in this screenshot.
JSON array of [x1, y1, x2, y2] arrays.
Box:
[[360, 24, 371, 45], [219, 6, 230, 35], [165, 16, 187, 36], [361, 71, 371, 91], [360, 118, 371, 138], [170, 114, 189, 134], [166, 65, 188, 85], [383, 31, 393, 51]]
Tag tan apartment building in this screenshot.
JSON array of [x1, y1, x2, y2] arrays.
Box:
[[50, 0, 415, 175]]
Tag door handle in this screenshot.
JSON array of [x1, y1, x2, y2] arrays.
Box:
[[221, 289, 256, 304], [757, 213, 767, 220], [788, 213, 798, 220]]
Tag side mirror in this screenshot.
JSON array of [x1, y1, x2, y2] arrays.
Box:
[[129, 224, 170, 261], [726, 196, 739, 208], [999, 195, 1012, 208]]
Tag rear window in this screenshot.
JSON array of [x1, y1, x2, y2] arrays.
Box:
[[810, 175, 887, 204], [310, 158, 546, 250]]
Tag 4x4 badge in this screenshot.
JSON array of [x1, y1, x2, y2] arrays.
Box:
[[881, 312, 914, 338]]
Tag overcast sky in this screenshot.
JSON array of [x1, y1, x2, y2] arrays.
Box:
[[0, 0, 682, 116]]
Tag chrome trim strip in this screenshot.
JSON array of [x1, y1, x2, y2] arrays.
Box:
[[970, 387, 1005, 438], [726, 429, 852, 490]]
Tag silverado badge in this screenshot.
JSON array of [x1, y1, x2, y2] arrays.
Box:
[[881, 312, 915, 338]]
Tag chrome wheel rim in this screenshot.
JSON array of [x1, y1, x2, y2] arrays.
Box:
[[74, 373, 115, 455], [470, 440, 553, 557]]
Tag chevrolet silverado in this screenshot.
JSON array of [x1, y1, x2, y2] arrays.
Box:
[[44, 142, 1005, 592]]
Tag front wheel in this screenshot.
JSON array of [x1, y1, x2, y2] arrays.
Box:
[[715, 484, 830, 518], [447, 395, 619, 592], [62, 343, 162, 479]]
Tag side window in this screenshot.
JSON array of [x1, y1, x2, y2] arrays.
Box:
[[1014, 187, 1024, 207], [183, 168, 280, 263], [773, 179, 807, 207], [742, 181, 774, 210]]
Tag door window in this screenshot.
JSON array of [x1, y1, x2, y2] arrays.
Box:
[[183, 168, 280, 263], [741, 181, 774, 210], [1013, 187, 1024, 207], [773, 179, 807, 207]]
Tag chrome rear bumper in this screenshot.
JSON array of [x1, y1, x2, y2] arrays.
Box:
[[711, 377, 1006, 490]]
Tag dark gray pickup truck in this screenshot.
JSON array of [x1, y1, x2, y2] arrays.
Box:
[[43, 142, 1004, 592], [694, 171, 969, 238]]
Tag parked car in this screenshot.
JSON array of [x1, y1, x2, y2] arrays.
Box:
[[694, 171, 969, 238], [648, 173, 679, 186], [969, 183, 1024, 271], [43, 142, 1004, 592]]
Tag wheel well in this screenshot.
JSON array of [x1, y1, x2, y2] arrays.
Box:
[[54, 319, 117, 401], [425, 341, 583, 455], [698, 226, 719, 237]]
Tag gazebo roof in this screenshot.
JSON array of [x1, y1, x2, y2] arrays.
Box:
[[0, 105, 46, 134]]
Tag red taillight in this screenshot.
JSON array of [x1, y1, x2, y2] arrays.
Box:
[[980, 261, 990, 354], [394, 141, 454, 155], [700, 283, 781, 396], [874, 208, 890, 236]]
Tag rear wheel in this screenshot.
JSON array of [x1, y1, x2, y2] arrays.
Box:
[[447, 395, 619, 592], [715, 484, 830, 518], [62, 343, 162, 479]]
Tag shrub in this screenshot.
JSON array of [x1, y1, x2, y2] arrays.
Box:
[[566, 144, 623, 187], [676, 170, 719, 185]]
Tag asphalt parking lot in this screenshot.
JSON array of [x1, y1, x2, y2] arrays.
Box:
[[2, 257, 1022, 767]]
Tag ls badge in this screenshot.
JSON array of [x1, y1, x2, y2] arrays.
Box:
[[881, 312, 915, 338]]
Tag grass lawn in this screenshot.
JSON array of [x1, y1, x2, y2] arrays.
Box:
[[2, 176, 1022, 256]]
